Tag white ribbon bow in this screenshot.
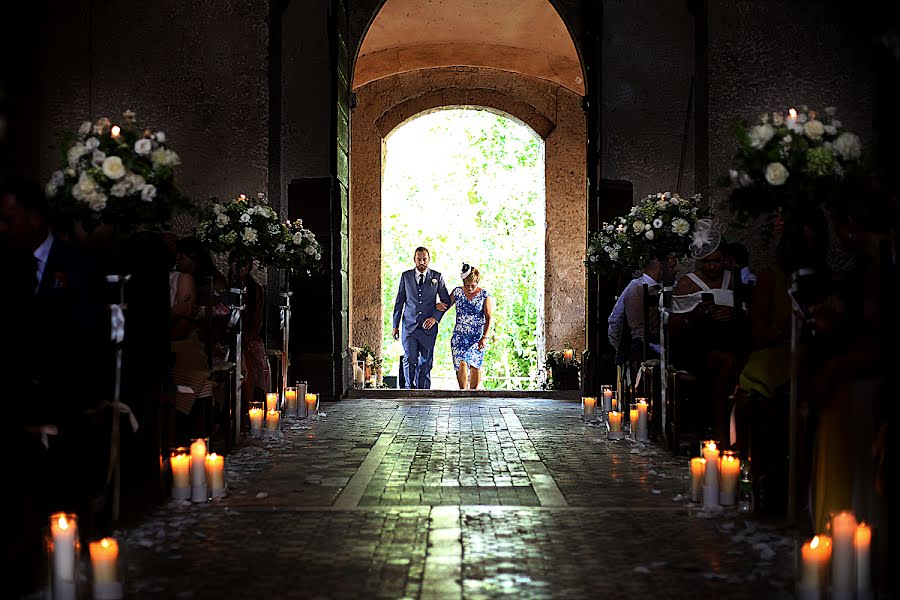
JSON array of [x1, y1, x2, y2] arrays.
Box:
[[109, 304, 125, 343]]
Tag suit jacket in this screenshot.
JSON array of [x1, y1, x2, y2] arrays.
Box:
[[392, 268, 451, 339]]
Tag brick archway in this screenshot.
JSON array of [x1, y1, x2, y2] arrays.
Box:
[[350, 67, 586, 362]]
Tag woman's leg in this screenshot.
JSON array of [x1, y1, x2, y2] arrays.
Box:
[[469, 366, 481, 390], [456, 361, 469, 389]]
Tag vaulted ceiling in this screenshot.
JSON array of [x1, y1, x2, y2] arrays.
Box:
[[353, 0, 585, 95]]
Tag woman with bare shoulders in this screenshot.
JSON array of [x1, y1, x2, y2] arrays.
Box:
[[438, 264, 494, 390]]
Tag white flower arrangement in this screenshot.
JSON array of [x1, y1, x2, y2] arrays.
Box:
[[586, 192, 704, 275], [722, 105, 866, 222], [45, 110, 187, 232]]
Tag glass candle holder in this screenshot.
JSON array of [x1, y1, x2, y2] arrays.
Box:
[[170, 447, 191, 500], [46, 513, 80, 600], [581, 396, 597, 422], [89, 536, 125, 599], [719, 450, 740, 506], [265, 409, 281, 435], [248, 402, 264, 437], [607, 411, 624, 440], [190, 438, 208, 503], [297, 381, 308, 417], [629, 403, 639, 438], [305, 392, 319, 419], [265, 392, 279, 413], [600, 385, 614, 416], [284, 386, 299, 418], [206, 453, 226, 498], [634, 398, 649, 441]]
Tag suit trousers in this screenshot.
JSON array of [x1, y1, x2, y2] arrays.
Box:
[[402, 328, 436, 389]]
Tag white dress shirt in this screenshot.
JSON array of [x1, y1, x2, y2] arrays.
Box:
[[33, 232, 54, 292], [608, 273, 659, 352], [740, 266, 757, 285]]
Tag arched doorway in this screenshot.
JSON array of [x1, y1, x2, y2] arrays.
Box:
[[349, 0, 587, 384]]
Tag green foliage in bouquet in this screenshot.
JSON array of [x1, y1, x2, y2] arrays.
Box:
[[45, 110, 190, 232], [719, 106, 866, 224], [196, 193, 321, 269], [586, 192, 703, 276]]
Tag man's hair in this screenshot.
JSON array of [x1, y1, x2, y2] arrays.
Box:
[[726, 243, 750, 267], [0, 176, 48, 216], [414, 246, 430, 257]]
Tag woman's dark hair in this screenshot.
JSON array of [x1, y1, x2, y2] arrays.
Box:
[[176, 236, 218, 278]]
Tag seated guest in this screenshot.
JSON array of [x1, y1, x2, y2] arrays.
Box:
[[726, 242, 756, 285], [174, 236, 229, 363], [668, 220, 737, 442], [608, 253, 676, 366]]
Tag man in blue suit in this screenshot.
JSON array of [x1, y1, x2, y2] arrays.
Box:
[[392, 246, 451, 389]]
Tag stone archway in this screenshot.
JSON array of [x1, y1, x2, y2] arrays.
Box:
[[349, 0, 587, 370]]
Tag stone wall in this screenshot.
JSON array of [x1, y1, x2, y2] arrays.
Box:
[[350, 67, 586, 357]]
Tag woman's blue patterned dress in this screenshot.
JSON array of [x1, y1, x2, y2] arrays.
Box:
[[450, 287, 489, 370]]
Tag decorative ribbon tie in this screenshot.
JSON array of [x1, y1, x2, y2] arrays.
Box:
[[280, 305, 290, 331], [229, 306, 243, 328], [111, 401, 140, 433], [109, 304, 125, 343]]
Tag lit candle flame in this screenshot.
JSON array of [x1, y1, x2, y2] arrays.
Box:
[[111, 125, 121, 137], [708, 442, 717, 451], [58, 516, 69, 530], [101, 538, 111, 549], [700, 458, 706, 464], [788, 108, 798, 119], [810, 535, 820, 549]]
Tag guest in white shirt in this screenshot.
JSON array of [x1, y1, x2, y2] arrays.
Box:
[[608, 254, 676, 364]]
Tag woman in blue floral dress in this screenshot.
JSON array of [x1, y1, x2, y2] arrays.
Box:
[[440, 264, 494, 389]]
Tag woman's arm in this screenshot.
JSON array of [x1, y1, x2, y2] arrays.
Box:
[[479, 295, 493, 350], [171, 272, 196, 319]]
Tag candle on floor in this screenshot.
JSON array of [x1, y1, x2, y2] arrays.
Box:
[[718, 451, 740, 506], [636, 399, 649, 442], [266, 392, 279, 413], [206, 453, 226, 498], [297, 381, 308, 417], [353, 363, 364, 386], [800, 535, 832, 592], [601, 385, 613, 415], [855, 522, 871, 597], [607, 411, 624, 439], [611, 397, 619, 412], [305, 393, 319, 418], [563, 349, 574, 364], [629, 405, 639, 438], [190, 438, 208, 502], [701, 441, 720, 507], [89, 537, 118, 584], [249, 403, 264, 436], [266, 409, 280, 432], [49, 513, 78, 598], [170, 448, 190, 499], [831, 511, 857, 595], [582, 396, 597, 421], [284, 387, 298, 418], [689, 457, 705, 503]]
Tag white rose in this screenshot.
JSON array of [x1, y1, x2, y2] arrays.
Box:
[[824, 125, 837, 136], [216, 213, 229, 227], [765, 162, 789, 186], [833, 132, 861, 161], [772, 112, 784, 126], [67, 143, 88, 166], [672, 218, 690, 235], [608, 251, 618, 261], [645, 230, 655, 240], [305, 245, 316, 255], [803, 119, 825, 140], [154, 131, 166, 143], [110, 181, 130, 197], [644, 223, 652, 231], [65, 168, 76, 177], [125, 172, 145, 189], [78, 121, 93, 136], [85, 137, 100, 151], [140, 184, 156, 201], [102, 156, 126, 179], [72, 172, 98, 201], [87, 192, 107, 212], [241, 227, 258, 244], [293, 232, 303, 245], [134, 138, 153, 156], [91, 150, 106, 167], [151, 148, 180, 168], [748, 124, 775, 149], [632, 220, 645, 233], [240, 212, 251, 223], [212, 203, 224, 215]]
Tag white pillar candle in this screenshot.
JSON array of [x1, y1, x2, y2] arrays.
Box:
[[718, 453, 740, 506], [171, 452, 190, 489], [266, 409, 280, 431], [582, 397, 596, 421], [89, 537, 118, 584], [354, 363, 365, 385], [630, 407, 639, 438], [297, 382, 308, 417], [284, 387, 298, 417], [190, 438, 208, 502], [305, 393, 318, 418], [636, 399, 649, 442], [206, 453, 225, 495], [689, 458, 705, 503], [800, 535, 832, 591], [701, 441, 720, 507], [50, 513, 78, 585], [266, 392, 279, 412], [607, 411, 624, 439], [855, 523, 871, 597], [601, 386, 613, 414], [831, 511, 857, 595], [249, 407, 264, 435]]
